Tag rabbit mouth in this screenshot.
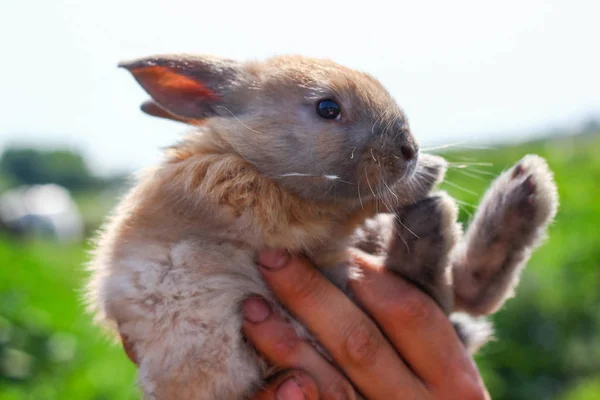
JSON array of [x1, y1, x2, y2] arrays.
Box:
[[365, 148, 418, 181], [349, 148, 420, 208]]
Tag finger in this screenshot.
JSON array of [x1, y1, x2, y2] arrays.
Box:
[[251, 370, 318, 400], [119, 332, 138, 365], [256, 250, 428, 399], [242, 297, 356, 399], [349, 257, 486, 392]]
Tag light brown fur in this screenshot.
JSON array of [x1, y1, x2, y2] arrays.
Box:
[[87, 132, 388, 399]]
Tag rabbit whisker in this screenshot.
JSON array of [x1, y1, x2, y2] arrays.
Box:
[[216, 106, 265, 135]]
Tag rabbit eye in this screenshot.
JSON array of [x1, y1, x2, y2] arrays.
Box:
[[316, 99, 342, 120]]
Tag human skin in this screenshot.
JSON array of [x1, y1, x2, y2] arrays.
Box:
[[246, 249, 490, 400]]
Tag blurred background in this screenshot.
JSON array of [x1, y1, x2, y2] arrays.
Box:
[[1, 0, 599, 399]]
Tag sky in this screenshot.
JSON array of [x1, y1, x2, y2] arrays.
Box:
[[1, 0, 598, 175]]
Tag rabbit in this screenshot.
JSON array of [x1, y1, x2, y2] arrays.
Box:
[[86, 53, 558, 399]]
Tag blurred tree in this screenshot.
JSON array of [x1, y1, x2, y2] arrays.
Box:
[[0, 147, 97, 191]]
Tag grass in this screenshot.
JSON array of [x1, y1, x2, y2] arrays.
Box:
[[1, 132, 599, 399], [0, 241, 138, 399]]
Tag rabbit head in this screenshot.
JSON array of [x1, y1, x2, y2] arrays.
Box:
[[120, 54, 422, 204]]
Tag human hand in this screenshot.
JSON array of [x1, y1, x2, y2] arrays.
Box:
[[246, 250, 490, 400]]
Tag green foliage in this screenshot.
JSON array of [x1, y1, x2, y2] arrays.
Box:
[[0, 240, 137, 399], [0, 132, 598, 399], [0, 147, 97, 191]]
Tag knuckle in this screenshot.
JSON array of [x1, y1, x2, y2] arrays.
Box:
[[455, 387, 487, 400], [449, 374, 488, 400], [271, 327, 303, 365], [323, 379, 357, 400], [389, 288, 431, 327], [344, 320, 381, 366], [288, 265, 327, 305]]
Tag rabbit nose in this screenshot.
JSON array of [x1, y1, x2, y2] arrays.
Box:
[[390, 120, 418, 161], [400, 144, 418, 161]]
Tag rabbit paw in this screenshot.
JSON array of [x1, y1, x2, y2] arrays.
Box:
[[383, 192, 462, 313], [452, 155, 558, 315], [503, 155, 558, 229]]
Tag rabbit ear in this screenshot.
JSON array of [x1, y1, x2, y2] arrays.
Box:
[[140, 100, 193, 124], [119, 55, 248, 120]]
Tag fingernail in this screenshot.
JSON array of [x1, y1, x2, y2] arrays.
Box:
[[257, 249, 290, 270], [276, 377, 306, 400], [242, 297, 271, 323]]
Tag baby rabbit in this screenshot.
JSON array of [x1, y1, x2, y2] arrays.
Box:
[[87, 54, 557, 399]]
